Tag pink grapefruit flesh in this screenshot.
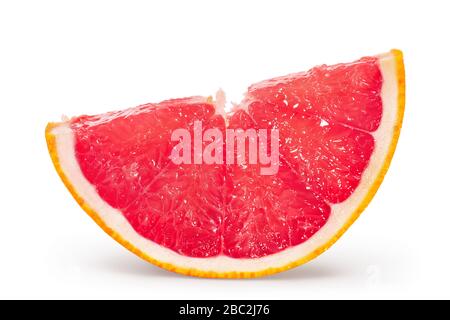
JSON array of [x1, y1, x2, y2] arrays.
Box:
[[46, 50, 405, 277]]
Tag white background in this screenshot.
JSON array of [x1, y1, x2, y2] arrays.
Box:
[[1, 0, 449, 299]]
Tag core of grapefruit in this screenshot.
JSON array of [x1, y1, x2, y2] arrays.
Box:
[[46, 50, 405, 278]]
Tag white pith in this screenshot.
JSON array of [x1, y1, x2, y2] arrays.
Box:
[[50, 52, 399, 273]]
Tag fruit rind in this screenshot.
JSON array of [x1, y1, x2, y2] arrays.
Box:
[[45, 49, 405, 278]]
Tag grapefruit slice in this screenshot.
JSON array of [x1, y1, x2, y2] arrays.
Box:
[[46, 50, 405, 278]]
